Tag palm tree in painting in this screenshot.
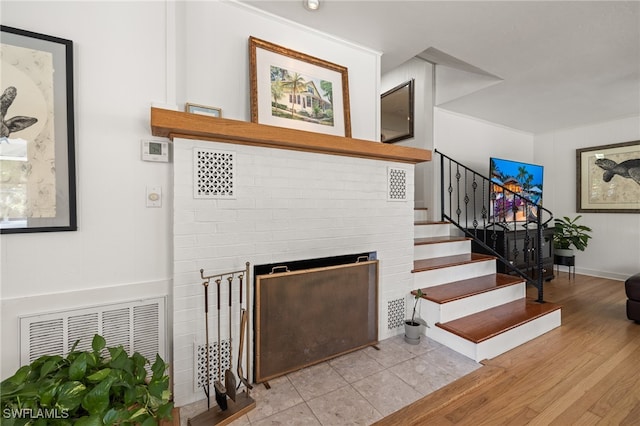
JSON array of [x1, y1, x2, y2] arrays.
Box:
[[281, 72, 306, 118], [320, 80, 333, 106], [271, 80, 284, 113]]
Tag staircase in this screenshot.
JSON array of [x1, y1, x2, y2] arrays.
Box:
[[412, 208, 561, 362]]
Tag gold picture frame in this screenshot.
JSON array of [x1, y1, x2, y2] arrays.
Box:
[[577, 140, 640, 213], [249, 36, 351, 137], [185, 103, 222, 118]]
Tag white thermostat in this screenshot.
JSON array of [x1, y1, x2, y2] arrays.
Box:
[[141, 140, 169, 162]]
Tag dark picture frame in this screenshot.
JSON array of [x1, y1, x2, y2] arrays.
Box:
[[577, 140, 640, 213], [381, 79, 414, 143], [249, 36, 351, 137], [0, 26, 76, 233]]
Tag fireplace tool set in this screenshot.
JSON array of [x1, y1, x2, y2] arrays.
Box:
[[188, 263, 255, 426]]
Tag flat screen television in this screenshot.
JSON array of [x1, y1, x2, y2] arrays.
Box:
[[490, 157, 544, 222]]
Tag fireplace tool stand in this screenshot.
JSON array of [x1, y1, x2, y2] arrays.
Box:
[[188, 263, 255, 426]]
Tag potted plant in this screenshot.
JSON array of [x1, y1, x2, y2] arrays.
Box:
[[1, 334, 173, 425], [404, 289, 428, 345], [553, 215, 593, 256]]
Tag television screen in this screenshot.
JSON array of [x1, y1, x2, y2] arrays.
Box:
[[490, 157, 544, 222]]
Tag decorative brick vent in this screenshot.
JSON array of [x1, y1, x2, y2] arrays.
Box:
[[387, 297, 405, 329], [194, 340, 230, 392], [388, 167, 407, 201], [193, 148, 236, 199]]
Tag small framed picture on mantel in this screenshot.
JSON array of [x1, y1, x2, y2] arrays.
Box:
[[185, 103, 222, 118]]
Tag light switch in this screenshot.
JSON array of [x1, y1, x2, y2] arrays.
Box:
[[146, 186, 162, 207]]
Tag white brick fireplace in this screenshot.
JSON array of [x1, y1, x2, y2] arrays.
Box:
[[168, 120, 424, 406]]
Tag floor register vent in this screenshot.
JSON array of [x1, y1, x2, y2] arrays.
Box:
[[19, 297, 166, 366]]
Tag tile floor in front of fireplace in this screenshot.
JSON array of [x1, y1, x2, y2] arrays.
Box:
[[180, 335, 482, 426]]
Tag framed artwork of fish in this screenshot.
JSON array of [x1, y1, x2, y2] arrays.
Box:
[[0, 25, 76, 233], [577, 140, 640, 213]]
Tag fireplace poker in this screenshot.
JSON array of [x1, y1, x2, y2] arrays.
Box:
[[214, 279, 228, 411], [245, 262, 251, 386], [225, 276, 237, 401], [202, 280, 211, 410], [237, 308, 252, 391], [237, 272, 252, 391]]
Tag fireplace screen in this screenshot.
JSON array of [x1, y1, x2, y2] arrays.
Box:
[[255, 259, 378, 383]]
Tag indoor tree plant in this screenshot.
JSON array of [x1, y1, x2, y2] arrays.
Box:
[[553, 215, 593, 256], [1, 334, 173, 426], [404, 289, 428, 345]]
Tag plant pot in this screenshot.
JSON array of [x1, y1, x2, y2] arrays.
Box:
[[404, 320, 421, 345], [555, 248, 574, 257]]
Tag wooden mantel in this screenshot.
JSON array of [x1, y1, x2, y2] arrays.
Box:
[[150, 107, 431, 164]]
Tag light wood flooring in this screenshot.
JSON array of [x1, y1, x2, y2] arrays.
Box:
[[375, 273, 640, 425]]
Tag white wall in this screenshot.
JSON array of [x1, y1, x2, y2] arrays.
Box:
[[432, 108, 535, 220], [382, 58, 434, 211], [1, 1, 172, 378], [181, 1, 380, 140], [434, 108, 534, 172], [535, 115, 640, 280]]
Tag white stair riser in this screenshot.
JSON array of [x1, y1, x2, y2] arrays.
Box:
[[414, 223, 450, 238], [414, 209, 429, 222], [475, 310, 561, 361], [426, 310, 562, 362], [425, 325, 478, 361], [427, 283, 526, 324], [413, 260, 496, 288], [414, 240, 471, 259]]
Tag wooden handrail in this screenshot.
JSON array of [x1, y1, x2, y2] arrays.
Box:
[[150, 107, 431, 164]]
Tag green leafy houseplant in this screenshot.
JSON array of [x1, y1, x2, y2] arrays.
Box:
[[1, 334, 173, 426], [553, 215, 593, 252]]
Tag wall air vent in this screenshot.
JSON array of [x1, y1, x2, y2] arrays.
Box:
[[388, 167, 408, 201], [193, 340, 231, 392], [387, 297, 405, 329], [193, 148, 236, 199], [20, 297, 166, 365]]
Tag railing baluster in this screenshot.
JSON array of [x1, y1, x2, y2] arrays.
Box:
[[455, 164, 462, 222], [440, 154, 445, 222]]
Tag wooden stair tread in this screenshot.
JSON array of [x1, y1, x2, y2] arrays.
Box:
[[415, 220, 449, 225], [437, 298, 561, 344], [412, 253, 495, 273], [416, 273, 524, 304], [414, 236, 471, 246]]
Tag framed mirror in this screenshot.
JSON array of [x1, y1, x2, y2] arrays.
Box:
[[381, 79, 414, 143]]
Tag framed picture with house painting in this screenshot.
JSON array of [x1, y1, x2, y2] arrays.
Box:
[[249, 36, 351, 137]]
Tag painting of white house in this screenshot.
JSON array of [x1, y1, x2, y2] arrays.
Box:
[[270, 65, 334, 127]]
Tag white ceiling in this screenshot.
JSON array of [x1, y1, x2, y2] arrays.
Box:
[[241, 0, 640, 134]]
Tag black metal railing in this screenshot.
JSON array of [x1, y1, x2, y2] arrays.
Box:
[[436, 150, 553, 302]]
